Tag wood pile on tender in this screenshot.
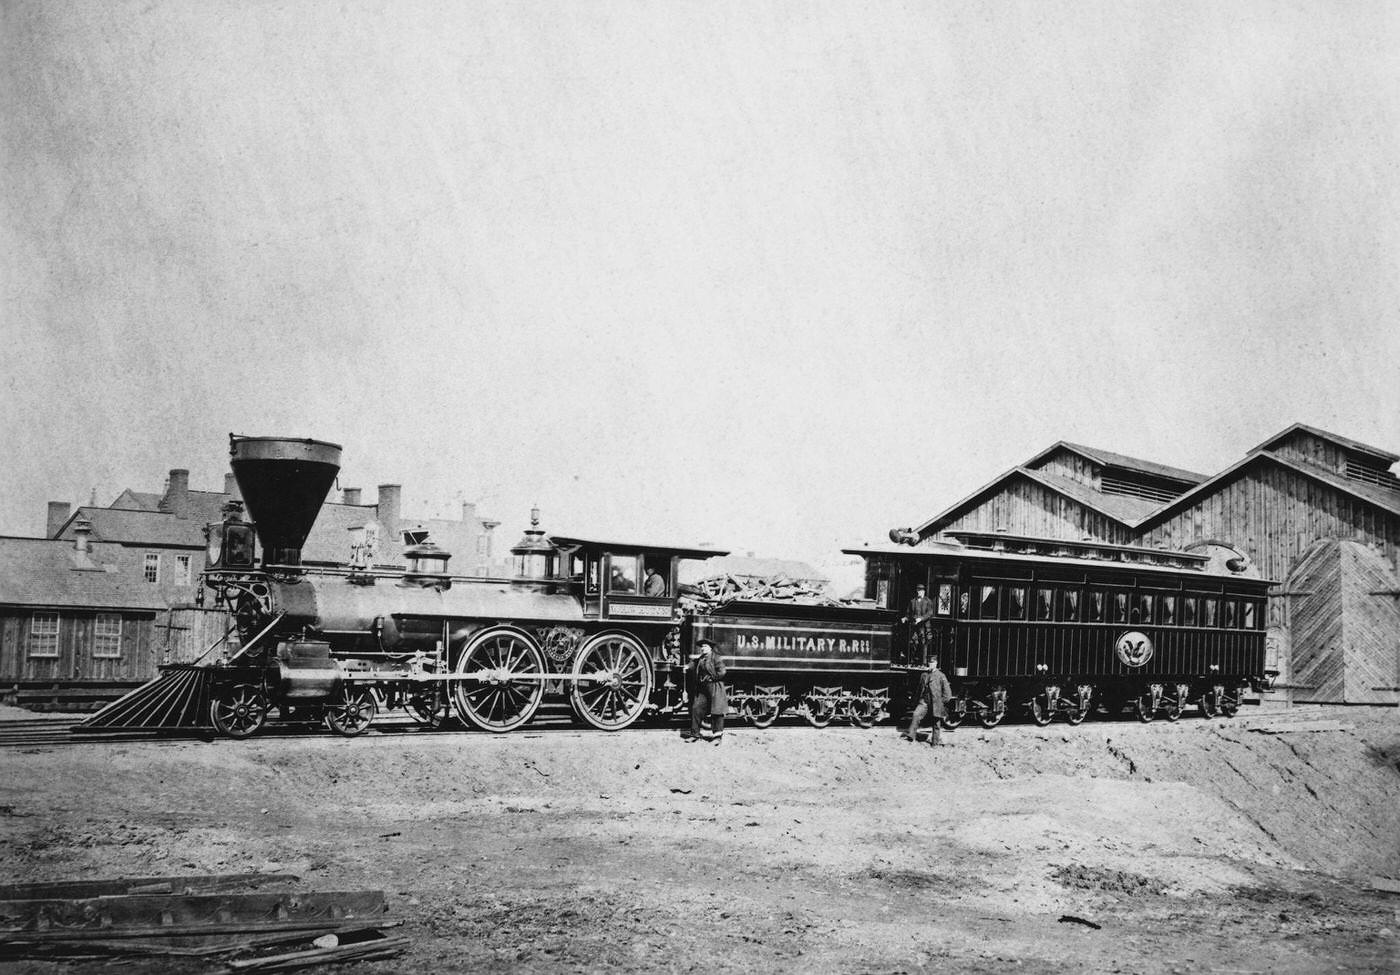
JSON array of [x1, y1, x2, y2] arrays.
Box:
[[678, 574, 844, 611], [0, 872, 407, 971]]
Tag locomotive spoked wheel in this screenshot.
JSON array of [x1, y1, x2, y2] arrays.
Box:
[[209, 683, 269, 739], [325, 684, 378, 737], [743, 699, 780, 729], [453, 629, 547, 733], [801, 694, 836, 728], [568, 634, 654, 731]]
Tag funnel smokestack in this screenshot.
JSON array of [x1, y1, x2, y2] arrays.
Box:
[[228, 435, 342, 567]]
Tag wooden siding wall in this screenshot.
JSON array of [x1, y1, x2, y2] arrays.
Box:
[[1029, 449, 1100, 488], [0, 610, 159, 682], [938, 478, 1134, 544], [160, 607, 238, 664], [1270, 431, 1351, 476], [1339, 543, 1400, 703], [1137, 466, 1400, 629]]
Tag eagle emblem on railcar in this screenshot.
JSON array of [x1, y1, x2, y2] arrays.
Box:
[[1115, 631, 1154, 667]]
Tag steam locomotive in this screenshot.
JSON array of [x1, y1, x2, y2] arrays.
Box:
[[85, 435, 1271, 738]]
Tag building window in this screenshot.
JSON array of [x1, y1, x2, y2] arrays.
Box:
[[175, 555, 191, 584], [93, 614, 122, 658], [29, 612, 60, 658], [144, 553, 160, 583]]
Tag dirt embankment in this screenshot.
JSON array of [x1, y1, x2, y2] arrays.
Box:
[[2, 708, 1397, 974]]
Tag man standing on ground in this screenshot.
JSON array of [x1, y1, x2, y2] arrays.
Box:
[[902, 655, 953, 747], [681, 640, 727, 744]]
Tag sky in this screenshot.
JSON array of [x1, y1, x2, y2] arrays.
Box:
[[2, 1, 1398, 569]]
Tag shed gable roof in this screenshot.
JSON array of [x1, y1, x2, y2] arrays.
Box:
[[1025, 441, 1207, 485], [1250, 423, 1399, 465]]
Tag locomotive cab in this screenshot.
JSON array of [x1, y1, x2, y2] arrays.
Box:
[[547, 535, 726, 623]]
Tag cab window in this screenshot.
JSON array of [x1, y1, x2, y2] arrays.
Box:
[[607, 556, 639, 593]]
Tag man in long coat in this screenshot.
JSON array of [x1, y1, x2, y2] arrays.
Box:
[[904, 583, 936, 659], [902, 655, 953, 747], [682, 640, 727, 744]]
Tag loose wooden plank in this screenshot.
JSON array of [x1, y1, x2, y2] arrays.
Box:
[[1247, 721, 1352, 734], [222, 935, 410, 973], [0, 889, 385, 932], [0, 873, 299, 902]]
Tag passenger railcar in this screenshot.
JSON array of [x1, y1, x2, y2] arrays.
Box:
[[854, 531, 1272, 726]]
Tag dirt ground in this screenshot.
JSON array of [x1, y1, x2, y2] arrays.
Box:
[[2, 705, 1398, 974]]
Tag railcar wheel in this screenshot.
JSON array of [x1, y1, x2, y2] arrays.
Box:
[[801, 693, 836, 728], [938, 705, 964, 731], [744, 701, 780, 729], [1135, 694, 1156, 723], [325, 684, 378, 737], [1220, 688, 1241, 718], [1065, 703, 1089, 726], [847, 698, 879, 729], [568, 634, 654, 731], [1199, 693, 1218, 719], [976, 687, 1007, 729], [1164, 684, 1189, 723], [1030, 695, 1054, 727], [209, 683, 269, 739], [452, 629, 547, 733]]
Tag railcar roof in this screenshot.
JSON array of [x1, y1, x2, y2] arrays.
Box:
[[842, 542, 1273, 584], [547, 535, 729, 559]]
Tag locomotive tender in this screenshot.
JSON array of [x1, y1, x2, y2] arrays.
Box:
[[87, 434, 1269, 738]]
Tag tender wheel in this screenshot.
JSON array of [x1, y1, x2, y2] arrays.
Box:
[[1030, 694, 1054, 727], [405, 684, 448, 729], [1199, 693, 1218, 719], [568, 634, 654, 731], [802, 692, 836, 728], [847, 698, 878, 729], [1135, 693, 1156, 723], [209, 683, 269, 739], [452, 629, 547, 733], [976, 704, 1004, 729], [325, 684, 378, 737], [743, 698, 780, 729]]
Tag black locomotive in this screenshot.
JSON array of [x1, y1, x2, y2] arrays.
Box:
[[84, 435, 1271, 738]]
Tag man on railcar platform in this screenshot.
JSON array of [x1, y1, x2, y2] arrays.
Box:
[[904, 583, 936, 661], [681, 640, 727, 744], [902, 656, 953, 748]]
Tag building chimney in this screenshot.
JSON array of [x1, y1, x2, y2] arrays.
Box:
[[161, 469, 191, 517], [46, 502, 71, 538], [223, 472, 240, 499], [73, 515, 93, 553], [343, 487, 362, 506], [377, 484, 402, 531]]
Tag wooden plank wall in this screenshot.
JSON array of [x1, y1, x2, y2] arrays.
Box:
[[159, 607, 238, 664], [1339, 542, 1400, 704], [0, 610, 158, 682], [1030, 449, 1100, 488], [938, 477, 1134, 544], [1287, 540, 1346, 703], [1269, 430, 1349, 475]]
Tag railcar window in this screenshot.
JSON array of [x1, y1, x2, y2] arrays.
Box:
[[875, 578, 890, 609], [1036, 588, 1053, 621], [1161, 595, 1176, 626], [957, 590, 971, 618], [1112, 592, 1128, 624], [1087, 590, 1105, 623], [1006, 587, 1026, 620], [1223, 599, 1238, 628], [979, 585, 998, 619], [1061, 589, 1080, 622], [1132, 593, 1154, 625], [936, 584, 952, 616], [1202, 598, 1218, 626], [1243, 601, 1257, 629], [1183, 597, 1198, 626]]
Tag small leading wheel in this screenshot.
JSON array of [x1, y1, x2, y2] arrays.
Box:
[[743, 698, 780, 729], [1199, 692, 1219, 719], [1135, 694, 1156, 723], [325, 684, 378, 736], [1030, 695, 1054, 727], [209, 683, 269, 739], [405, 684, 448, 729], [452, 629, 547, 733], [802, 693, 836, 728], [568, 634, 654, 731]]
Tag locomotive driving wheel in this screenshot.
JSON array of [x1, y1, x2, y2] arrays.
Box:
[[568, 634, 654, 731], [325, 684, 378, 737], [452, 629, 546, 733], [209, 683, 269, 739]]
